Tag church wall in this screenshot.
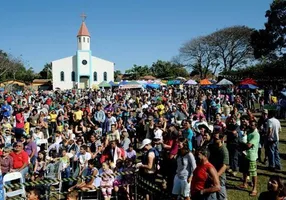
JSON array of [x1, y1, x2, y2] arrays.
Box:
[[91, 56, 114, 84], [52, 56, 76, 90], [76, 51, 91, 76]]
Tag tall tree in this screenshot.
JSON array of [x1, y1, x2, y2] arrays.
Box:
[[39, 63, 52, 79], [179, 36, 216, 79], [208, 26, 254, 72], [125, 65, 151, 80], [251, 0, 286, 59], [0, 50, 21, 78], [150, 60, 189, 79], [114, 70, 122, 81]]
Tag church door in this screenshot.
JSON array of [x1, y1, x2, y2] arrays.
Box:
[[79, 76, 89, 89]]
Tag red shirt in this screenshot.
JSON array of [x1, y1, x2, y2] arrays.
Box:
[[15, 113, 25, 129], [191, 162, 215, 195], [10, 150, 29, 169], [6, 96, 12, 103], [46, 98, 52, 106]]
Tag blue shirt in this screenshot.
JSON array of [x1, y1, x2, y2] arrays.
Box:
[[183, 128, 194, 151], [1, 104, 11, 117]]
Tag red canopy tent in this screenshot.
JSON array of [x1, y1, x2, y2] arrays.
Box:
[[240, 78, 257, 85]]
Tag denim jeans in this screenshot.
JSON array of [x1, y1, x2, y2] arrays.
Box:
[[227, 145, 239, 172], [191, 192, 217, 200], [216, 176, 227, 200], [62, 167, 71, 179], [267, 141, 281, 169], [19, 166, 29, 182]]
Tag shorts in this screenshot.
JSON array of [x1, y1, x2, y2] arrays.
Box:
[[249, 161, 257, 177], [172, 175, 190, 197], [240, 156, 257, 177]]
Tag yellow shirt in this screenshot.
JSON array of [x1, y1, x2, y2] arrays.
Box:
[[24, 122, 30, 134], [50, 113, 57, 122], [73, 110, 83, 121], [57, 125, 63, 133], [156, 104, 165, 116], [3, 123, 12, 131]]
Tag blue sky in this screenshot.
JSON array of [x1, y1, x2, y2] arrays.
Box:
[[0, 0, 272, 73]]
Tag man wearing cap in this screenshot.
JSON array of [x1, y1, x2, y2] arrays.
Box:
[[137, 139, 157, 183], [24, 135, 38, 165]]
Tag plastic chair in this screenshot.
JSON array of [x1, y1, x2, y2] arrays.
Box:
[[36, 139, 48, 149], [3, 172, 26, 199], [45, 161, 63, 199]]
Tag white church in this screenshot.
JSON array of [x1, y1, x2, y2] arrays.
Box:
[[52, 16, 114, 90]]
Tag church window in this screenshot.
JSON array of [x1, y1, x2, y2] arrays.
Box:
[[93, 71, 97, 81], [103, 72, 107, 81], [71, 71, 75, 81], [60, 71, 64, 81], [78, 37, 81, 43], [83, 37, 85, 42], [87, 38, 89, 43]]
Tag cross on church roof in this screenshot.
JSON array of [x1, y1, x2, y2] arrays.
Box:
[[80, 13, 87, 22]]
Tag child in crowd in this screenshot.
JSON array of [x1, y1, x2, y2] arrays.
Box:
[[101, 162, 114, 200], [68, 159, 99, 192], [31, 151, 46, 181]]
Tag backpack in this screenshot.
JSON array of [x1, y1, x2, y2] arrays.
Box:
[[148, 148, 160, 171]]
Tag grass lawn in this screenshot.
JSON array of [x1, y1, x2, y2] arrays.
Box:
[[227, 119, 286, 200]]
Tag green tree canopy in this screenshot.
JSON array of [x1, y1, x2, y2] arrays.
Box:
[[150, 60, 189, 79], [251, 0, 286, 59], [0, 50, 38, 82], [125, 65, 151, 80], [114, 70, 122, 81], [39, 62, 52, 79]]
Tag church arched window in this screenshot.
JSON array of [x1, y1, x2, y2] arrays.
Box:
[[93, 71, 97, 81], [83, 37, 85, 42], [87, 38, 89, 43], [71, 71, 75, 81], [78, 37, 81, 43], [60, 71, 64, 81], [103, 72, 107, 81]]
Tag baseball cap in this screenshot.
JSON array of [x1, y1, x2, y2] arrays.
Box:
[[139, 138, 152, 149], [263, 109, 268, 114]]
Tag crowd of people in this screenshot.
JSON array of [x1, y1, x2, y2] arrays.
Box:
[[0, 85, 285, 200]]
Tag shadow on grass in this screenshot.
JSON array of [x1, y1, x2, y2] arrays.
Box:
[[257, 165, 286, 176], [280, 153, 286, 160], [279, 140, 286, 145], [226, 183, 249, 192], [226, 175, 241, 182]]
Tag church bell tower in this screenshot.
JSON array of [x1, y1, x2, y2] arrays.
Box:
[[77, 13, 90, 50]]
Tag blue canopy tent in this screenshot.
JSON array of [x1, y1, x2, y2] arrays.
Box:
[[240, 84, 259, 90], [201, 85, 218, 89], [146, 83, 160, 89], [119, 81, 128, 86], [167, 80, 181, 85], [109, 81, 119, 87]]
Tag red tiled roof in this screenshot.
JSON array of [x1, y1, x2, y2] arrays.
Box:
[[77, 22, 90, 37]]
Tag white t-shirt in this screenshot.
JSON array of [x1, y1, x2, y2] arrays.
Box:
[[77, 152, 91, 167], [267, 117, 281, 141]]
